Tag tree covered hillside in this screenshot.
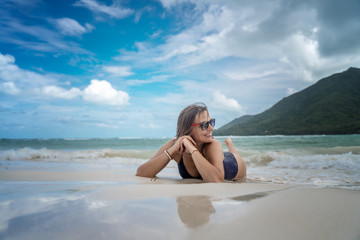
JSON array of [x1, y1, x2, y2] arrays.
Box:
[[214, 67, 360, 136]]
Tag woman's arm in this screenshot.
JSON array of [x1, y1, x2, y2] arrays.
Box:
[[182, 139, 225, 183], [136, 136, 194, 178], [136, 139, 176, 178]]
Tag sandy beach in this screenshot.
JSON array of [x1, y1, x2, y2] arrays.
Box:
[[1, 169, 360, 240]]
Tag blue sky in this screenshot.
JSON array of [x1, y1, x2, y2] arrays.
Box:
[[1, 0, 360, 138]]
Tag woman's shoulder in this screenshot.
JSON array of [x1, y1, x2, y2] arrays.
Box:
[[203, 138, 224, 160], [204, 138, 222, 150], [210, 138, 222, 145]]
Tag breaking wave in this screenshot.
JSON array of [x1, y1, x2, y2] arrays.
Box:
[[0, 148, 154, 164]]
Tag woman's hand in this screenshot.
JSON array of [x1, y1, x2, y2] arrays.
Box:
[[168, 136, 196, 155], [180, 136, 196, 154]]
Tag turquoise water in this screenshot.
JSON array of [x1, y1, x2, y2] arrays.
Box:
[[1, 135, 360, 188], [0, 138, 169, 151], [2, 135, 359, 152]]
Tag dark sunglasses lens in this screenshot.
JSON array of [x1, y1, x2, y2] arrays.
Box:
[[200, 119, 215, 130], [210, 119, 215, 127]]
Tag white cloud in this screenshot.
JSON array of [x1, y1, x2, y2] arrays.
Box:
[[126, 75, 170, 86], [1, 19, 88, 54], [83, 79, 129, 106], [0, 53, 15, 65], [279, 33, 323, 82], [41, 86, 82, 99], [103, 66, 134, 77], [154, 92, 190, 106], [286, 88, 297, 96], [53, 18, 94, 36], [152, 4, 235, 66], [224, 70, 279, 81], [0, 82, 21, 95], [0, 53, 130, 106], [0, 52, 57, 88], [140, 122, 161, 129], [157, 0, 180, 10], [117, 0, 360, 86], [55, 116, 73, 124], [74, 0, 134, 19], [95, 123, 119, 129], [212, 91, 243, 113], [114, 4, 235, 68]]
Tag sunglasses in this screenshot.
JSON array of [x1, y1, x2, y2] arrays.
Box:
[[192, 118, 215, 131]]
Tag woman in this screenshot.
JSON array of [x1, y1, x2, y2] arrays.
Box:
[[136, 103, 246, 183]]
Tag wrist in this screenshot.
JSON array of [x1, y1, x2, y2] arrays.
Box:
[[167, 146, 176, 156], [164, 149, 172, 160], [190, 148, 198, 155]]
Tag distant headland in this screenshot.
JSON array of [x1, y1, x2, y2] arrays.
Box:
[[214, 67, 360, 136]]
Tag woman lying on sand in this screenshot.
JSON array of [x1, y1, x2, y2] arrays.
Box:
[[136, 103, 246, 182]]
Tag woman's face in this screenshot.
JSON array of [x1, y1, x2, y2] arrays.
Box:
[[191, 111, 214, 144]]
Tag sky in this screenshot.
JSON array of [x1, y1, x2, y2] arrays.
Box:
[[1, 0, 360, 138]]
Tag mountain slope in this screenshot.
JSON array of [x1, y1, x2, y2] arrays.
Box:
[[214, 67, 360, 136]]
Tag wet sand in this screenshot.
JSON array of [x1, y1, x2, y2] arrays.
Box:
[[1, 169, 360, 240]]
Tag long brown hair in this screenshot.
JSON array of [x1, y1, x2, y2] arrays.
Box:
[[176, 103, 208, 138]]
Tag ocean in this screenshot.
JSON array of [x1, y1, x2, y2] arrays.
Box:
[[1, 135, 360, 189]]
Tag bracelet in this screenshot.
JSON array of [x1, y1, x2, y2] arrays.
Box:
[[164, 150, 172, 160], [190, 149, 199, 155]]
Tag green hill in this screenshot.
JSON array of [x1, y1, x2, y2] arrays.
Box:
[[214, 67, 360, 136]]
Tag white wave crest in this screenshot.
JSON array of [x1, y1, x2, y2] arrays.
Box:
[[0, 148, 154, 163], [245, 151, 360, 172]]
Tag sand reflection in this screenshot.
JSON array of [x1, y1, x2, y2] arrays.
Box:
[[176, 196, 215, 228], [176, 192, 273, 229]]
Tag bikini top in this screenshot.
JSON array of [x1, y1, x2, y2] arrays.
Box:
[[177, 152, 238, 180], [177, 155, 202, 179]]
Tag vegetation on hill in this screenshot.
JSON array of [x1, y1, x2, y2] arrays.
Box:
[[214, 67, 360, 136]]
